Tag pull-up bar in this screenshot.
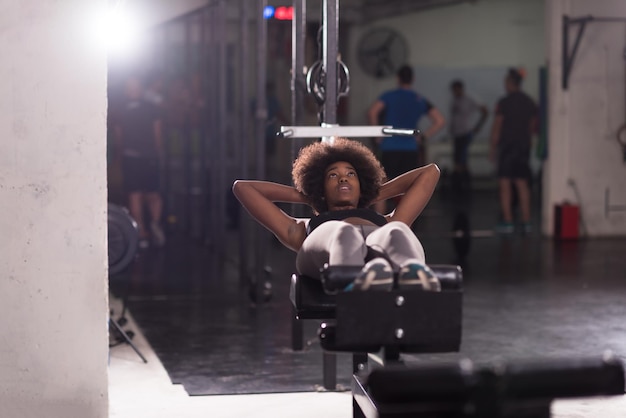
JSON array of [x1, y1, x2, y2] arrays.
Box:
[[278, 124, 419, 140]]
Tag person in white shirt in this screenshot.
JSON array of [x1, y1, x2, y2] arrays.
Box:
[[449, 80, 488, 190]]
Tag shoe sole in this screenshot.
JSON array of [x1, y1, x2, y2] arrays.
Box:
[[398, 265, 441, 292], [354, 263, 393, 291]]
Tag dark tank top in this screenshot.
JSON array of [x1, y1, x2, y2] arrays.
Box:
[[306, 208, 387, 235]]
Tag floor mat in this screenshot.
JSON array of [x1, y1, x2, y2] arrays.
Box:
[[126, 282, 354, 395]]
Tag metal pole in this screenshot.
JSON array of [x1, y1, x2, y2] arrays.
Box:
[[320, 0, 338, 390], [255, 0, 269, 304], [208, 3, 219, 252], [238, 0, 250, 284], [291, 0, 307, 133], [217, 0, 228, 250], [199, 13, 207, 242], [291, 0, 307, 218], [185, 17, 193, 234], [322, 0, 339, 127]]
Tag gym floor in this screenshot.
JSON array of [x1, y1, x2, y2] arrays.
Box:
[[108, 188, 626, 417]]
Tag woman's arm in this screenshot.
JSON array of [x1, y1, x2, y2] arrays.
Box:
[[232, 180, 308, 251], [376, 164, 440, 225]]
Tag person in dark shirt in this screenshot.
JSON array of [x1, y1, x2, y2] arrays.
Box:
[[367, 65, 445, 213], [233, 138, 441, 291], [115, 76, 166, 248], [489, 68, 539, 233]]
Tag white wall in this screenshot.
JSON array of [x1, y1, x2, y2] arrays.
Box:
[[544, 0, 626, 236], [345, 0, 545, 174], [0, 1, 109, 417]]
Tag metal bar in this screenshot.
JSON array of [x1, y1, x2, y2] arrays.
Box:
[[208, 3, 219, 250], [199, 13, 207, 240], [562, 15, 626, 89], [564, 18, 588, 90], [291, 0, 306, 158], [109, 318, 148, 363], [184, 17, 193, 234], [322, 0, 339, 127], [352, 374, 377, 418], [323, 351, 337, 390], [238, 0, 250, 286], [291, 0, 307, 218], [605, 188, 626, 217], [217, 0, 228, 247], [563, 15, 569, 90], [571, 16, 626, 23], [255, 0, 269, 304], [279, 125, 417, 138], [291, 307, 304, 351]]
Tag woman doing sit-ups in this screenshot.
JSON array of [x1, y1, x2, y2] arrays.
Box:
[[232, 137, 440, 291]]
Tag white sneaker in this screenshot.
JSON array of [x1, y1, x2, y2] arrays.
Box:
[[352, 258, 394, 291], [398, 260, 441, 292]]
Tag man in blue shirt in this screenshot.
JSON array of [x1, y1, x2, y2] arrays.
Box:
[[368, 65, 445, 213]]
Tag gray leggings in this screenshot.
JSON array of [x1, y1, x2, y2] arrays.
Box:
[[295, 221, 425, 278]]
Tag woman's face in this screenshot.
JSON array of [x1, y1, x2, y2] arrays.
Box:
[[323, 161, 360, 210]]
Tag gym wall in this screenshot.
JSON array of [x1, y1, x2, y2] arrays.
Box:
[[345, 0, 545, 177], [544, 0, 626, 236]]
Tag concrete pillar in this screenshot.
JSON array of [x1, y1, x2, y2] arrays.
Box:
[[0, 1, 108, 417]]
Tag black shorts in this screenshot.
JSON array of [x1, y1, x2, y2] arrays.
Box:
[[380, 150, 419, 180], [122, 156, 161, 193], [497, 150, 530, 179]]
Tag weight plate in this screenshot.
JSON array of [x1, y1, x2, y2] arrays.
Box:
[[108, 203, 139, 276]]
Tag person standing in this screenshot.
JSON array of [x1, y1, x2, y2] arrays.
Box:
[[367, 65, 445, 213], [449, 79, 488, 191], [489, 68, 538, 234], [115, 75, 166, 248]]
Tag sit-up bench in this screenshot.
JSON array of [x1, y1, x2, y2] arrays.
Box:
[[289, 265, 625, 418], [289, 264, 464, 389]]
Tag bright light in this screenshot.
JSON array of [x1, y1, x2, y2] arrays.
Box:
[[94, 2, 144, 58], [274, 6, 293, 20], [263, 5, 293, 20], [263, 6, 275, 19]]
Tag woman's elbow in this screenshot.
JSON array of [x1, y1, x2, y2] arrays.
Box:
[[426, 163, 441, 176], [232, 180, 248, 198], [232, 180, 241, 194]]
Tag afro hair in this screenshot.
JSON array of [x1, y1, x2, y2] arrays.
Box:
[[292, 138, 386, 213]]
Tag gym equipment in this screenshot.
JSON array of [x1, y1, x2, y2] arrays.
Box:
[[291, 264, 625, 417], [306, 58, 350, 106], [290, 264, 464, 390], [107, 203, 147, 363], [562, 15, 626, 90], [278, 125, 418, 140], [108, 203, 139, 276], [355, 355, 625, 417]]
